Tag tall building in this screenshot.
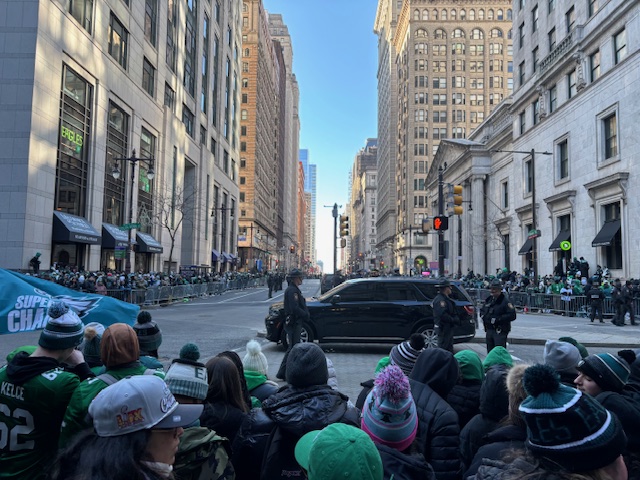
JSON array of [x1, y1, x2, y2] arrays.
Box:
[[392, 0, 513, 273], [0, 0, 241, 273], [299, 149, 317, 268]]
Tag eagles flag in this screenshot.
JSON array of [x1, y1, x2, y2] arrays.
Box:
[[0, 269, 140, 335]]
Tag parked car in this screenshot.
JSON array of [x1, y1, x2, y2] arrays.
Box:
[[265, 277, 476, 348]]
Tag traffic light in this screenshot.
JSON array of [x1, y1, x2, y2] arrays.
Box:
[[339, 215, 349, 237], [289, 245, 295, 254], [433, 215, 449, 231], [446, 184, 464, 215]]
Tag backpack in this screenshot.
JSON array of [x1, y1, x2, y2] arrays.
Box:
[[96, 368, 155, 385], [174, 427, 235, 480], [260, 425, 305, 480]]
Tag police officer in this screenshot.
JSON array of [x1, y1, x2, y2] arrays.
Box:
[[433, 278, 459, 353], [586, 281, 605, 323], [621, 280, 637, 325], [267, 272, 274, 298], [611, 279, 624, 326], [276, 268, 310, 379], [481, 279, 516, 353]]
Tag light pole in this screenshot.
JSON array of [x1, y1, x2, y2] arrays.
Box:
[[492, 148, 552, 281], [438, 166, 445, 275], [112, 149, 155, 274], [211, 204, 235, 271]]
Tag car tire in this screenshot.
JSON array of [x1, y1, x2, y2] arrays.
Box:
[[416, 325, 438, 348], [300, 323, 314, 343]]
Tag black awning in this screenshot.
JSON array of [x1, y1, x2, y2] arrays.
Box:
[[549, 230, 571, 252], [518, 237, 533, 255], [592, 220, 621, 247], [136, 233, 163, 253], [220, 252, 230, 263], [102, 223, 131, 249], [211, 249, 220, 262], [52, 211, 101, 245]]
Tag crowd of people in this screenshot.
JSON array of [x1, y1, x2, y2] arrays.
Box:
[[2, 290, 640, 480]]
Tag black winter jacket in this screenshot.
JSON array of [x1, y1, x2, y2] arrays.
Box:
[[231, 384, 359, 480], [446, 380, 481, 429], [356, 378, 374, 410], [480, 293, 516, 333], [408, 348, 462, 480], [199, 401, 247, 445], [463, 423, 526, 477], [376, 443, 436, 480], [459, 365, 509, 469]]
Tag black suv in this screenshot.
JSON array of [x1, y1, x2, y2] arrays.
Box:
[[265, 277, 476, 348]]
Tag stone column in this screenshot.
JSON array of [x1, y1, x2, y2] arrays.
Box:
[[472, 175, 486, 275]]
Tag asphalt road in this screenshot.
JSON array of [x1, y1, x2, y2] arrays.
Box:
[[0, 279, 636, 403]]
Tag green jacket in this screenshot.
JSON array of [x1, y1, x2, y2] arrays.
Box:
[[59, 362, 164, 447], [174, 426, 235, 480]]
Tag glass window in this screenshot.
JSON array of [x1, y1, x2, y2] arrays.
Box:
[[519, 111, 526, 134], [558, 139, 569, 179], [144, 0, 157, 46], [614, 30, 627, 64], [532, 5, 538, 32], [532, 99, 539, 125], [103, 102, 129, 225], [590, 51, 600, 81], [568, 70, 577, 98], [108, 13, 128, 69], [589, 0, 599, 17], [565, 6, 575, 33], [164, 83, 175, 109], [142, 58, 155, 97], [549, 84, 557, 112], [525, 159, 533, 193], [182, 104, 194, 137], [166, 0, 177, 71], [68, 0, 93, 33], [604, 113, 618, 159], [603, 203, 622, 269], [502, 181, 509, 208], [548, 28, 556, 51]]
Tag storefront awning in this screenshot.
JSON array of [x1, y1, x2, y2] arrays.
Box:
[[136, 233, 163, 253], [52, 211, 101, 245], [228, 253, 238, 264], [592, 220, 621, 247], [549, 230, 571, 252], [211, 249, 220, 262], [220, 252, 231, 263], [102, 223, 131, 249], [518, 237, 533, 255]]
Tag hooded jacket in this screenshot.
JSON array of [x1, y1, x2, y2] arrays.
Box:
[[231, 384, 359, 480], [464, 423, 527, 477], [482, 346, 513, 373], [447, 350, 483, 428], [376, 443, 436, 480], [408, 348, 462, 480], [459, 364, 510, 469]]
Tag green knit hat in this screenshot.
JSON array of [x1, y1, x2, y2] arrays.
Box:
[[558, 337, 589, 359]]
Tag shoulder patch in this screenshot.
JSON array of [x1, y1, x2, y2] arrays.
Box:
[[508, 303, 514, 309], [294, 293, 299, 301], [440, 300, 446, 307]]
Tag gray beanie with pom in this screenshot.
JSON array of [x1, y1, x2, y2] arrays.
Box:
[[39, 301, 85, 350]]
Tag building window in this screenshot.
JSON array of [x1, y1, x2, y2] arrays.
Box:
[[548, 28, 556, 51], [519, 111, 526, 134], [548, 0, 555, 12], [142, 58, 155, 97], [614, 29, 627, 64], [532, 99, 539, 125], [565, 6, 575, 33], [182, 104, 194, 137], [549, 84, 557, 112], [108, 12, 128, 69], [532, 5, 538, 32], [603, 113, 618, 159], [519, 22, 525, 48], [588, 0, 599, 16], [166, 0, 177, 71], [433, 111, 447, 123], [603, 202, 622, 269], [183, 1, 197, 97], [568, 70, 577, 98], [68, 0, 93, 33], [103, 102, 129, 226], [525, 159, 533, 193], [590, 51, 600, 81], [532, 47, 539, 72], [557, 139, 569, 179], [144, 0, 157, 46], [519, 61, 526, 85], [502, 181, 509, 208]]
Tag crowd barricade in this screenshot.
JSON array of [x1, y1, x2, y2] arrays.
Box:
[[101, 277, 267, 306]]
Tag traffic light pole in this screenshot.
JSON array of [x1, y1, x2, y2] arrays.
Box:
[[438, 166, 445, 275], [332, 203, 338, 274]]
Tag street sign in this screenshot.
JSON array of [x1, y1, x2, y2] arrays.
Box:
[[119, 222, 141, 231], [560, 240, 572, 251], [528, 229, 541, 239]]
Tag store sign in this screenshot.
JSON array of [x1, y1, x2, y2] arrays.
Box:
[[60, 125, 83, 148]]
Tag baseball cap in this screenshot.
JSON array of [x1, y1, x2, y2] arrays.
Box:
[[295, 423, 383, 480], [89, 375, 203, 437]]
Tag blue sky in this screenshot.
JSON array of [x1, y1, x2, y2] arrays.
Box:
[[264, 0, 379, 272]]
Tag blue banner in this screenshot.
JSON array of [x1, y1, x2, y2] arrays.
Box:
[[0, 269, 139, 335]]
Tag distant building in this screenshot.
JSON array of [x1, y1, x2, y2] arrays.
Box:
[[300, 149, 317, 268]]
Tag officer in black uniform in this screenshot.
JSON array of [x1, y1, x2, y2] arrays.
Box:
[[276, 268, 310, 379], [481, 279, 517, 352], [586, 281, 605, 323], [621, 280, 637, 325], [433, 278, 459, 353]]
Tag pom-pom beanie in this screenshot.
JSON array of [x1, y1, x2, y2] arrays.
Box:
[[543, 340, 581, 375], [79, 322, 105, 367], [38, 301, 85, 350], [242, 340, 269, 375], [577, 353, 631, 393], [520, 364, 627, 472], [165, 343, 209, 401], [133, 310, 162, 353]]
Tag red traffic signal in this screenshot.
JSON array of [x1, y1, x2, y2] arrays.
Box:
[[433, 215, 449, 231]]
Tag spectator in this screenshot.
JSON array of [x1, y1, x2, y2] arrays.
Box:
[[447, 349, 483, 429], [558, 336, 589, 359], [133, 311, 163, 369], [29, 252, 41, 275], [217, 350, 253, 411], [356, 356, 391, 410], [78, 322, 105, 370], [0, 301, 92, 479], [389, 333, 426, 376], [59, 323, 165, 447], [408, 348, 462, 480], [295, 423, 383, 480], [49, 375, 203, 480], [543, 339, 582, 386], [166, 343, 235, 480], [475, 364, 627, 479], [242, 339, 278, 406], [482, 346, 513, 373]]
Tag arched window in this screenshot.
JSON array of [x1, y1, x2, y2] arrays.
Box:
[[508, 29, 513, 39], [415, 28, 427, 38], [434, 28, 446, 39], [451, 9, 456, 20], [242, 78, 248, 88], [452, 28, 465, 38], [241, 109, 248, 120], [490, 28, 504, 38], [487, 9, 494, 20], [413, 9, 420, 21], [433, 9, 438, 20], [422, 9, 429, 20], [497, 9, 504, 20], [471, 28, 484, 40], [507, 9, 513, 20], [478, 9, 485, 20], [469, 9, 475, 20], [460, 9, 466, 20], [441, 9, 447, 20]]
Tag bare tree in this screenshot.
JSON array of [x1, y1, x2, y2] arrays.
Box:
[[153, 183, 199, 272]]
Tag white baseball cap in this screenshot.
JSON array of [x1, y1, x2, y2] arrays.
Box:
[[89, 375, 203, 437]]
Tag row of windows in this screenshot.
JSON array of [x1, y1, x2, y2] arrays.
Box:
[[412, 8, 512, 22], [413, 28, 505, 41], [412, 127, 466, 140]]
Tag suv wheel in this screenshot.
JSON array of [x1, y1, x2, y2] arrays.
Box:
[[280, 323, 314, 350], [418, 327, 438, 348]]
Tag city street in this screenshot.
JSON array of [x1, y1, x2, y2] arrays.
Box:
[[1, 279, 638, 402]]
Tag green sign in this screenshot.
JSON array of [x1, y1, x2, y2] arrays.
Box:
[[560, 240, 572, 251], [528, 229, 541, 239], [119, 223, 141, 231]]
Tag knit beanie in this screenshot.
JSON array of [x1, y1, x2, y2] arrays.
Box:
[[133, 311, 162, 354], [375, 357, 391, 374], [520, 364, 627, 472], [543, 340, 581, 376], [242, 340, 269, 375], [286, 343, 328, 387], [577, 353, 631, 393], [482, 346, 513, 373], [361, 365, 418, 452], [100, 323, 140, 368], [558, 337, 589, 359], [389, 333, 425, 376], [165, 343, 209, 401], [79, 322, 105, 367], [454, 350, 484, 382], [38, 301, 85, 350]]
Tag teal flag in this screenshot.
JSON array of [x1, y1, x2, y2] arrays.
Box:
[[0, 269, 139, 335]]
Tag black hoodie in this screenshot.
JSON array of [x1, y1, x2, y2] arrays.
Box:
[[409, 348, 462, 480]]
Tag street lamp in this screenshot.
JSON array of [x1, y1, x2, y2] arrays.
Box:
[[112, 149, 155, 274]]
